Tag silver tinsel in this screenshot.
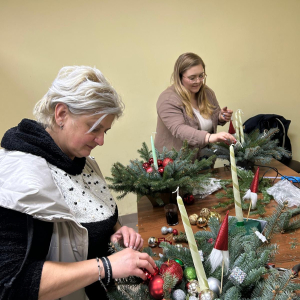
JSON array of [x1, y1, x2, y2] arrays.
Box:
[[207, 277, 221, 296], [171, 289, 186, 300], [161, 226, 168, 235]]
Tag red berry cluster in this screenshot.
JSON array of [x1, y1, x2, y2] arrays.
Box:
[[142, 157, 174, 175]]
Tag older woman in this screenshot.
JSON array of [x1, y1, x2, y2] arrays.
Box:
[[0, 66, 156, 300], [155, 52, 236, 159]]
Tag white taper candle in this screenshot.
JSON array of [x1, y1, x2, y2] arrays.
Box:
[[176, 191, 209, 291], [229, 145, 244, 225]]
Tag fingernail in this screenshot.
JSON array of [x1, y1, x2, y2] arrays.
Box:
[[130, 245, 133, 249], [125, 243, 129, 247], [133, 247, 137, 250]]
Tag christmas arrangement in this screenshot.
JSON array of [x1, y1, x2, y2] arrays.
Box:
[[106, 141, 215, 205], [106, 202, 300, 300], [210, 128, 291, 170]]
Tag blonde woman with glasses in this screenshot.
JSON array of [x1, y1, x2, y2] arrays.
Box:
[[155, 52, 236, 160]]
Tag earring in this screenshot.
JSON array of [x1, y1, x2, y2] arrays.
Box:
[[60, 122, 64, 130]]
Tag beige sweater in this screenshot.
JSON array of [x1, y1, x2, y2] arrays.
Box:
[[155, 85, 225, 159]]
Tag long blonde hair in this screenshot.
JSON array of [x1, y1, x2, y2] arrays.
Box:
[[172, 52, 215, 119]]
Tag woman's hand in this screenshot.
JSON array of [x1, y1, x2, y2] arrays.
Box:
[[219, 107, 233, 122], [207, 132, 236, 144], [108, 248, 157, 280], [110, 226, 143, 250]]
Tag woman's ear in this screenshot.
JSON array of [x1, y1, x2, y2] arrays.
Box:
[[54, 103, 69, 127]]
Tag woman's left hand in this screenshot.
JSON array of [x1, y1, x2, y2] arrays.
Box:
[[110, 226, 144, 250], [219, 107, 233, 122]]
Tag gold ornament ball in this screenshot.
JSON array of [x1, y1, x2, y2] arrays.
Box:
[[209, 212, 221, 223], [196, 216, 208, 228], [189, 214, 199, 225], [199, 289, 217, 300], [199, 208, 211, 219], [147, 237, 158, 247]]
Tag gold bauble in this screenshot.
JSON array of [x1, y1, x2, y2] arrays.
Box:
[[196, 216, 208, 228], [189, 214, 199, 225], [199, 208, 211, 219], [209, 212, 221, 223]]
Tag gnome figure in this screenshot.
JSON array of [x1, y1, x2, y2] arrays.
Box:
[[243, 167, 260, 209], [209, 211, 229, 273]]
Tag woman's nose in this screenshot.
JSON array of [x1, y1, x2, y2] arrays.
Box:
[[94, 134, 104, 146]]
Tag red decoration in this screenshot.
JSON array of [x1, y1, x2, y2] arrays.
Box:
[[228, 120, 236, 134], [162, 157, 174, 167], [148, 158, 154, 165], [160, 260, 183, 284], [157, 159, 163, 166], [208, 238, 214, 244], [142, 266, 160, 281], [214, 211, 229, 251], [158, 167, 164, 175], [143, 162, 150, 170], [146, 167, 153, 173], [148, 275, 164, 299], [172, 229, 178, 236], [183, 193, 195, 205], [158, 238, 172, 246], [250, 167, 260, 193]]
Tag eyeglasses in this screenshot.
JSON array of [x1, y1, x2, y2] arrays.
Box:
[[182, 72, 207, 83]]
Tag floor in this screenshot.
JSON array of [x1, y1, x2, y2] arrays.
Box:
[[118, 213, 138, 232]]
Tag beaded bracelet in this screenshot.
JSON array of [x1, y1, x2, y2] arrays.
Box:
[[96, 257, 107, 292], [100, 257, 112, 285]]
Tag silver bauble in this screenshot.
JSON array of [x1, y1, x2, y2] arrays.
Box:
[[171, 289, 186, 300], [187, 280, 199, 296], [167, 227, 173, 233], [199, 289, 217, 300], [189, 296, 198, 300], [147, 237, 158, 247], [207, 277, 221, 296], [161, 226, 168, 235]]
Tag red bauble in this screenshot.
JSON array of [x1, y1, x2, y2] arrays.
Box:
[[183, 193, 195, 205], [148, 158, 154, 165], [158, 166, 164, 175], [143, 162, 150, 170], [148, 275, 164, 299], [162, 157, 174, 167], [157, 159, 163, 166], [172, 229, 178, 236], [160, 260, 183, 284], [146, 167, 153, 173]]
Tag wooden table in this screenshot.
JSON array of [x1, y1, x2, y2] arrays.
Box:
[[138, 159, 300, 270]]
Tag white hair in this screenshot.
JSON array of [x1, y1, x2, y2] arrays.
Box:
[[33, 66, 124, 129]]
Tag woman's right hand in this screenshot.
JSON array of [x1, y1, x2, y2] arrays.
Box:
[[207, 132, 236, 144], [108, 248, 157, 280]]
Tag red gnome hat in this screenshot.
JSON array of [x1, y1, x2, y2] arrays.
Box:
[[214, 211, 229, 251], [209, 211, 229, 273], [228, 119, 236, 134], [243, 167, 260, 209]]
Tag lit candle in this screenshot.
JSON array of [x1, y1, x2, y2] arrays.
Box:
[[238, 110, 245, 144], [234, 111, 240, 143], [150, 135, 158, 169], [176, 190, 209, 291], [229, 145, 244, 226]]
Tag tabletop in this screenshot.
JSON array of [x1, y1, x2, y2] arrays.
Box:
[[137, 159, 300, 270]]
